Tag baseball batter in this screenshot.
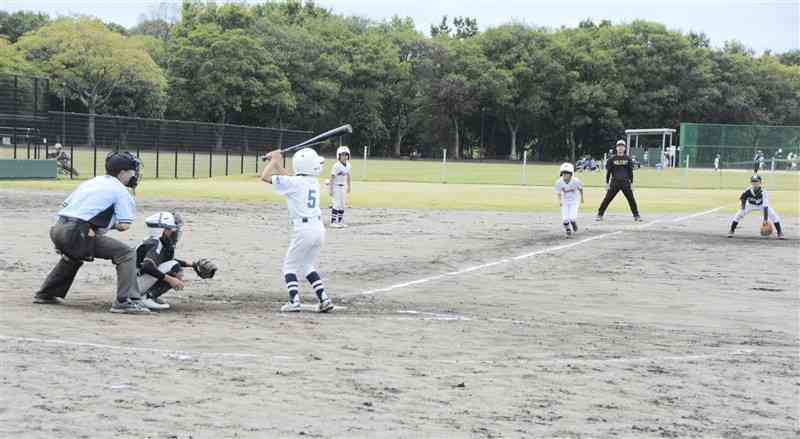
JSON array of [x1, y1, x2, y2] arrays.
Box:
[[554, 163, 583, 237], [728, 175, 785, 239], [329, 146, 352, 227], [262, 148, 334, 313]]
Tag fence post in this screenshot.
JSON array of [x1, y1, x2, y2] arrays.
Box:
[[441, 149, 447, 183], [26, 129, 31, 159], [93, 142, 97, 177], [192, 151, 196, 179], [12, 75, 17, 159], [155, 136, 160, 179], [174, 146, 178, 179], [240, 145, 244, 175], [522, 150, 528, 185], [69, 144, 74, 180], [225, 149, 229, 176], [362, 145, 368, 180], [254, 151, 258, 174], [209, 149, 212, 178]]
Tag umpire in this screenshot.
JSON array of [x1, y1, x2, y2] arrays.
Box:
[[33, 151, 149, 314], [596, 140, 642, 222]]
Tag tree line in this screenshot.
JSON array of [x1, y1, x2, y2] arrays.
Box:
[[2, 1, 799, 160]]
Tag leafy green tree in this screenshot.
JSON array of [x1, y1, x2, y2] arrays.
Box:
[[0, 10, 49, 43], [16, 17, 166, 145], [168, 22, 294, 146]]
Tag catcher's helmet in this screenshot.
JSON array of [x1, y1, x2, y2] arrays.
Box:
[[293, 148, 325, 176], [145, 211, 183, 244], [559, 162, 574, 175], [336, 146, 351, 158], [750, 174, 762, 183], [105, 151, 141, 188]]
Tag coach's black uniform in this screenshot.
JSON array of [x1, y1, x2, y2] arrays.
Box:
[[597, 154, 640, 218]]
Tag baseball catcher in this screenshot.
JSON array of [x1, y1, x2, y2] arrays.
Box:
[[136, 212, 217, 310]]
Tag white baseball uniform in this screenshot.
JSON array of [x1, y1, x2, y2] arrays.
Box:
[[554, 176, 582, 222], [732, 187, 781, 224], [272, 175, 325, 276], [330, 161, 351, 210]]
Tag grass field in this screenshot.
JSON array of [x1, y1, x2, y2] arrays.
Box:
[[2, 173, 798, 217], [3, 145, 800, 191]]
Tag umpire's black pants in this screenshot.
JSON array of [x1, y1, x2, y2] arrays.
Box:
[[35, 221, 139, 303], [598, 179, 640, 217]]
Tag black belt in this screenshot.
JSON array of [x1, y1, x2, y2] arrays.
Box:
[[58, 216, 86, 224], [335, 184, 345, 187]]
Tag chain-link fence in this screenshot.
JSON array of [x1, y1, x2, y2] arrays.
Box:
[[0, 73, 311, 179], [680, 122, 800, 171]]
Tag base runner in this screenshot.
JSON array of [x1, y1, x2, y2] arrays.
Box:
[[554, 163, 583, 237]]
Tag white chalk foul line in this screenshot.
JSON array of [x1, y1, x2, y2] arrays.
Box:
[[0, 335, 258, 359], [671, 206, 725, 222], [346, 231, 622, 297]]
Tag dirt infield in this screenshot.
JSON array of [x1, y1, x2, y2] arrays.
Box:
[[1, 188, 798, 438]]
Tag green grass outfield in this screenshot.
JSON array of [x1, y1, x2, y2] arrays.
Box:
[[2, 146, 799, 191], [2, 174, 798, 217]]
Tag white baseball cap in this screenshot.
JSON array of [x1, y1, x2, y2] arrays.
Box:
[[616, 140, 626, 146]]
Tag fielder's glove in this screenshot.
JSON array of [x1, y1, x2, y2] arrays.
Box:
[[193, 258, 218, 279], [760, 221, 773, 237]]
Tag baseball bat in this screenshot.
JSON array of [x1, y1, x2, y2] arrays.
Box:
[[261, 124, 352, 161]]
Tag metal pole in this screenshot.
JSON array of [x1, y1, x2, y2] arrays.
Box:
[[208, 149, 212, 178], [441, 149, 447, 183], [522, 150, 528, 185], [174, 146, 178, 179], [155, 137, 160, 179], [362, 145, 368, 180], [69, 144, 74, 179], [93, 141, 97, 177], [225, 149, 229, 176], [192, 151, 196, 179], [240, 145, 244, 174]]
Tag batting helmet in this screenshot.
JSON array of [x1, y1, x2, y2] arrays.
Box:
[[559, 163, 574, 175], [336, 146, 351, 158], [293, 148, 325, 176]]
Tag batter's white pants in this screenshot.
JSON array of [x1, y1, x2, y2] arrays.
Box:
[[561, 201, 579, 223], [137, 260, 180, 293], [332, 185, 347, 210], [732, 204, 781, 224], [283, 226, 325, 276]]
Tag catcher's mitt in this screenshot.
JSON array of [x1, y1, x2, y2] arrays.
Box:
[[193, 258, 217, 279], [760, 221, 773, 237]]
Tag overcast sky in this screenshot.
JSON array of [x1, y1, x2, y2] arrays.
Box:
[[3, 0, 798, 53]]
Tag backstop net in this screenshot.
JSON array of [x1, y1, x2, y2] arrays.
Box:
[[680, 122, 800, 172]]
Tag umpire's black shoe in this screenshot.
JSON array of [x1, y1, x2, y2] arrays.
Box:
[[634, 216, 643, 222], [33, 294, 64, 305]]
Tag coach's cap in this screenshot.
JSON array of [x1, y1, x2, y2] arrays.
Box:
[[750, 174, 762, 182], [616, 140, 626, 146]]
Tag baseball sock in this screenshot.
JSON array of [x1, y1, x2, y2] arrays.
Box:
[[730, 221, 739, 232], [339, 210, 344, 224], [571, 221, 578, 232], [285, 273, 299, 303], [306, 271, 329, 302], [775, 222, 783, 234], [331, 207, 337, 224]]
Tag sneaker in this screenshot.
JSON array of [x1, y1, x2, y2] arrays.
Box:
[[571, 222, 578, 232], [33, 294, 64, 305], [565, 228, 572, 237], [141, 296, 170, 310], [110, 299, 151, 314], [280, 302, 301, 312], [777, 232, 785, 240], [634, 216, 643, 222], [153, 296, 169, 306], [329, 223, 341, 229], [594, 215, 603, 221], [318, 298, 334, 313], [727, 230, 735, 238], [338, 223, 348, 228]]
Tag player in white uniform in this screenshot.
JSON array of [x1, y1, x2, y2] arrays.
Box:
[[728, 174, 785, 239], [329, 146, 352, 227], [261, 148, 334, 313], [554, 163, 583, 237]]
